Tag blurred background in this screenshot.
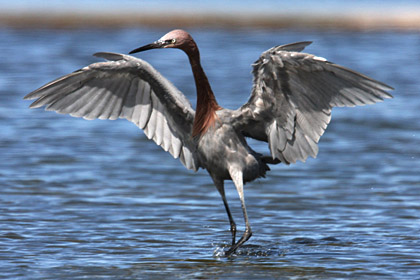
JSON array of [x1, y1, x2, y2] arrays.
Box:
[[1, 0, 420, 29], [1, 1, 419, 279]]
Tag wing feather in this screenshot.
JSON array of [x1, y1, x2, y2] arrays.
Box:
[[235, 42, 393, 164], [25, 52, 198, 171]]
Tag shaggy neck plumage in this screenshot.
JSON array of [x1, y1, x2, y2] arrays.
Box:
[[186, 47, 221, 137]]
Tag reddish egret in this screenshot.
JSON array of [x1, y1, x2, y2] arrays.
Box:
[[25, 29, 392, 256]]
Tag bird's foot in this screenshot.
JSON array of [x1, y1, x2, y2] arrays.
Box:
[[225, 230, 252, 257]]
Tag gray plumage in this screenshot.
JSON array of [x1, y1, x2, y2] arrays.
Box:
[[235, 41, 392, 164], [26, 52, 198, 171], [25, 30, 393, 256]]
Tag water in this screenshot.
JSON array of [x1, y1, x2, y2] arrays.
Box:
[[1, 27, 419, 279]]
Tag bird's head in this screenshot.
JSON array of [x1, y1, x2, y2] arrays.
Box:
[[129, 29, 197, 55]]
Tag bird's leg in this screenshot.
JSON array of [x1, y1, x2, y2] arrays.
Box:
[[261, 156, 281, 165], [212, 176, 237, 246], [226, 167, 252, 256]]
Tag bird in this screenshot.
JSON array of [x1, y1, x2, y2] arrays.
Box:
[[24, 29, 393, 256]]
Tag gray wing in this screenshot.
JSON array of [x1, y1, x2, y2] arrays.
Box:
[[25, 52, 199, 171], [234, 42, 393, 164]]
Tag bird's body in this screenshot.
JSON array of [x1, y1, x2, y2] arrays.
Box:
[[25, 29, 393, 256], [197, 109, 269, 182]]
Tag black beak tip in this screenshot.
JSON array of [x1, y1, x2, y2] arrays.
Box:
[[128, 46, 145, 54], [129, 42, 161, 55], [128, 49, 138, 54]]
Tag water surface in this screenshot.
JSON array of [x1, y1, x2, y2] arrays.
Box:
[[1, 28, 419, 279]]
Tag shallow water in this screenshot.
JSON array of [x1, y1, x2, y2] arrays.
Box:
[[1, 28, 419, 279]]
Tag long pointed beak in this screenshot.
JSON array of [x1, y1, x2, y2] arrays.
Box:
[[129, 41, 163, 54]]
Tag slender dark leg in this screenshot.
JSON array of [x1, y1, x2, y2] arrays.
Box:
[[212, 176, 237, 246], [261, 156, 281, 165], [226, 167, 252, 256]]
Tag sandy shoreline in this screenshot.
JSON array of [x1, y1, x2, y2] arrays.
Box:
[[1, 11, 420, 30]]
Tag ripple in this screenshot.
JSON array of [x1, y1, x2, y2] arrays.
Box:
[[1, 28, 419, 280], [1, 232, 25, 240]]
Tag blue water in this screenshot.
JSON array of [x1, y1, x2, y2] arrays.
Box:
[[1, 28, 419, 279]]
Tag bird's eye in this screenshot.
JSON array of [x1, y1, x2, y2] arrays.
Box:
[[165, 39, 176, 44]]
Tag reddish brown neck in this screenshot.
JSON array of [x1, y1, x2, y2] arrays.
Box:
[[186, 48, 221, 137]]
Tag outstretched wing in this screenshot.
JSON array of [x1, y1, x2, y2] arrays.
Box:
[[234, 42, 393, 164], [25, 52, 199, 171]]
